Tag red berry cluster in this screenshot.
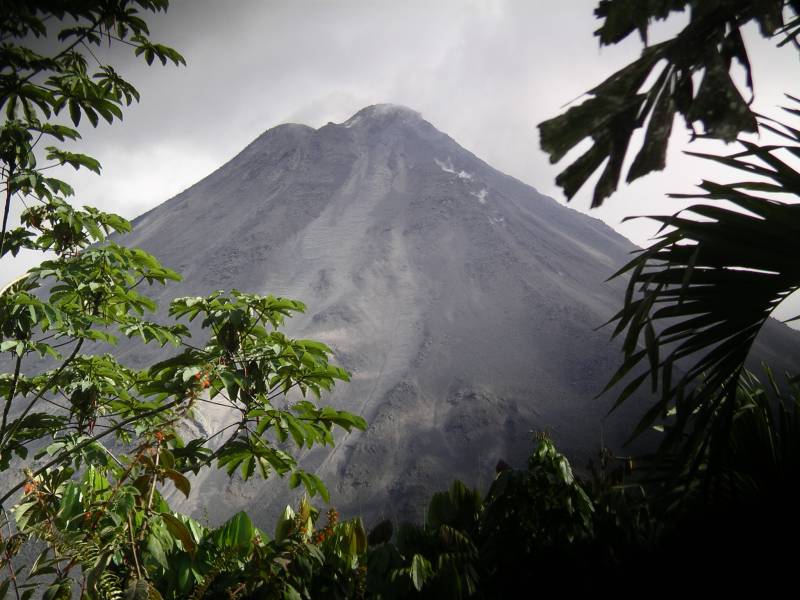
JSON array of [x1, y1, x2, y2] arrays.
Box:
[[327, 508, 339, 527], [194, 370, 211, 389], [313, 508, 339, 545]]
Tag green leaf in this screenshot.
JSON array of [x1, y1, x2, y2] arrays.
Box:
[[146, 534, 168, 570], [627, 81, 676, 181], [45, 147, 101, 173], [410, 554, 432, 591], [212, 511, 254, 552], [283, 584, 302, 600], [274, 505, 295, 542], [68, 98, 80, 126], [163, 469, 191, 497], [124, 579, 149, 600], [42, 580, 71, 600], [28, 549, 55, 578], [159, 513, 196, 554], [219, 370, 242, 403]]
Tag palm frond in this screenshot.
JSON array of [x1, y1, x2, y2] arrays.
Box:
[[607, 96, 800, 466]]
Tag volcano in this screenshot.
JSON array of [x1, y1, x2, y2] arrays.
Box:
[[118, 104, 800, 524]]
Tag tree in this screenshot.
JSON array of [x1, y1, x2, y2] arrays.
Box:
[[0, 2, 365, 597], [364, 435, 640, 598], [538, 0, 800, 471]]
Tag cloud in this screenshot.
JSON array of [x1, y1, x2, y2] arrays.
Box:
[[5, 0, 798, 325]]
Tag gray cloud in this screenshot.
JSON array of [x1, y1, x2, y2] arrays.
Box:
[[3, 0, 798, 320]]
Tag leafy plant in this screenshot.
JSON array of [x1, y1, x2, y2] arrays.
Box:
[[538, 0, 800, 206], [659, 367, 800, 507], [539, 0, 800, 469], [603, 102, 800, 468], [0, 2, 365, 597], [367, 436, 606, 598]]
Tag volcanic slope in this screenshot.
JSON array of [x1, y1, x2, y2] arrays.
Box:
[[120, 104, 799, 524]]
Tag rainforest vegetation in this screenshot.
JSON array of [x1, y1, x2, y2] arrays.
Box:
[[1, 1, 798, 598]]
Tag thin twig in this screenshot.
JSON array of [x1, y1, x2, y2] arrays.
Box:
[[0, 512, 22, 600], [128, 513, 142, 579], [0, 356, 23, 442], [1, 338, 84, 450], [146, 442, 160, 511], [0, 395, 183, 507], [0, 165, 15, 257]]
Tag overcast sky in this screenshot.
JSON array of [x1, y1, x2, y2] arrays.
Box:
[[4, 0, 799, 320]]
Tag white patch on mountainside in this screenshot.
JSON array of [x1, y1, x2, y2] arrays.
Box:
[[434, 157, 473, 180], [471, 188, 488, 204]]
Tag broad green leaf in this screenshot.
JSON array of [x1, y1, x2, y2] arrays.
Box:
[[159, 512, 196, 554], [212, 511, 254, 552], [146, 534, 168, 570], [163, 469, 190, 498]]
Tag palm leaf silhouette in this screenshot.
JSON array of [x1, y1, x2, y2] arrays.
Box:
[[606, 97, 800, 468]]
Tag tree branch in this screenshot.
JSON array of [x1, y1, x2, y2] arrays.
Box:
[[0, 164, 15, 258], [0, 395, 184, 508], [0, 338, 83, 451], [0, 356, 23, 443]]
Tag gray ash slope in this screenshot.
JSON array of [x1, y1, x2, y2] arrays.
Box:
[[121, 104, 799, 525]]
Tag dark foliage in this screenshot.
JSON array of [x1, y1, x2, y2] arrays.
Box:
[[539, 0, 800, 206]]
